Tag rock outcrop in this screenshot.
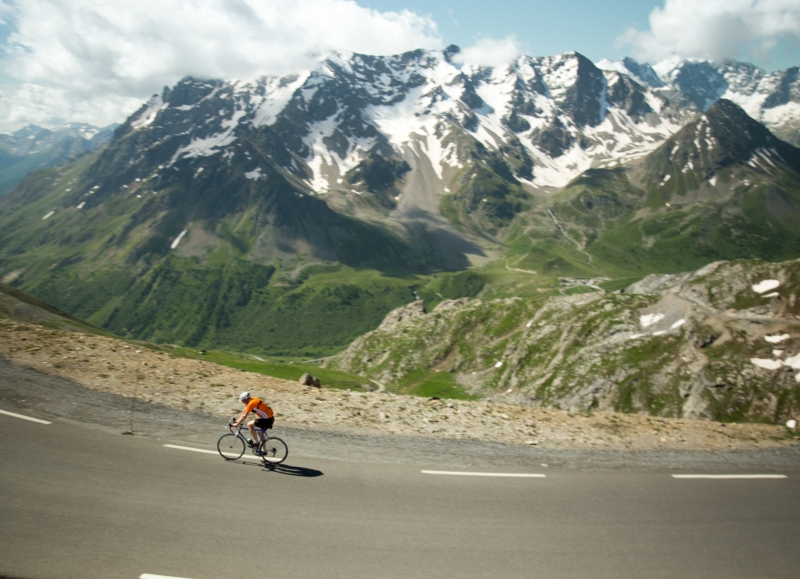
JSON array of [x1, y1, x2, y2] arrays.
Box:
[[326, 258, 800, 424]]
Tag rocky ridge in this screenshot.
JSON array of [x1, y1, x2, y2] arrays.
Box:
[[326, 258, 800, 424]]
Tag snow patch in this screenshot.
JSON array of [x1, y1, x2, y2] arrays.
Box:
[[670, 319, 685, 330], [42, 211, 54, 220], [762, 101, 800, 127], [131, 95, 166, 130], [251, 74, 309, 127], [170, 229, 188, 250], [752, 279, 780, 294], [765, 334, 790, 344], [76, 202, 85, 209], [723, 89, 768, 120], [751, 358, 783, 370], [783, 353, 800, 370], [640, 313, 664, 328], [245, 168, 264, 181], [168, 109, 247, 166]]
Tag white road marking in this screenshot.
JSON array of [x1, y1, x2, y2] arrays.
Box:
[[163, 444, 263, 463], [164, 444, 217, 455], [140, 574, 196, 579], [422, 470, 546, 478], [672, 474, 787, 479], [0, 409, 52, 424]]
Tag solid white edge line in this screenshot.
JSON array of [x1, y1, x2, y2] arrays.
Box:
[[672, 474, 787, 479], [140, 574, 196, 579], [422, 470, 546, 478], [0, 408, 51, 424], [163, 444, 263, 462]]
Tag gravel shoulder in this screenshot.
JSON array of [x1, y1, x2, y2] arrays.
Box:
[[1, 318, 799, 470]]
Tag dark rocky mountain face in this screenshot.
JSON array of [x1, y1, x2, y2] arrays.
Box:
[[661, 61, 728, 110], [645, 99, 800, 181], [491, 97, 800, 292]]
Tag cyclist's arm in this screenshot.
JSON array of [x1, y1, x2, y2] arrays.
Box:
[[232, 408, 249, 427]]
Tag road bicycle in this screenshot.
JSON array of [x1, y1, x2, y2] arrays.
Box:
[[217, 419, 288, 465]]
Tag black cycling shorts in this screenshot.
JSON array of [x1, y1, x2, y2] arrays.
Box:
[[255, 417, 274, 430]]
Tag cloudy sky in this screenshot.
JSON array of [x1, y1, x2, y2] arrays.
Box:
[[0, 0, 798, 132]]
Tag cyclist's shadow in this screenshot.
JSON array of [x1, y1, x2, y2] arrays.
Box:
[[260, 462, 323, 477]]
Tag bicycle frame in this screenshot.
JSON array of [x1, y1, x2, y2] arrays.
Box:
[[228, 421, 269, 445]]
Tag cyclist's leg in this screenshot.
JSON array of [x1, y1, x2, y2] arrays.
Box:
[[253, 418, 272, 442], [247, 420, 260, 445]]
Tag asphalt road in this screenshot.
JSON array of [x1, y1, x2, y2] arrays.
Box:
[[2, 358, 800, 578], [1, 401, 799, 579]]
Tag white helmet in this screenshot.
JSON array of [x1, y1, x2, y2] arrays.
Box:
[[239, 391, 250, 402]]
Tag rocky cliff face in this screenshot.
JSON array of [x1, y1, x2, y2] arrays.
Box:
[[326, 258, 800, 424]]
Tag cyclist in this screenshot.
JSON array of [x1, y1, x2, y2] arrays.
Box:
[[232, 391, 275, 450]]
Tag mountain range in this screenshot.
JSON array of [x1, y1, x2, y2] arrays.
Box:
[[0, 123, 117, 197], [0, 47, 799, 358]]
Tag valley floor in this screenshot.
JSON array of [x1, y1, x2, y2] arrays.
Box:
[[1, 318, 798, 454]]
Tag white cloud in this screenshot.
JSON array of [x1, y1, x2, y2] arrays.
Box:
[[452, 36, 523, 68], [0, 0, 442, 131], [618, 0, 800, 65]]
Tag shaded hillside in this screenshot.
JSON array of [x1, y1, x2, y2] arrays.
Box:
[[0, 282, 112, 336]]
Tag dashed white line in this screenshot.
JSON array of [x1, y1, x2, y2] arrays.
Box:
[[0, 409, 52, 424], [672, 474, 787, 479], [422, 470, 546, 478], [164, 444, 217, 455], [163, 444, 263, 463]]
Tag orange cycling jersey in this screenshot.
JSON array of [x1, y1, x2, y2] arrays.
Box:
[[244, 397, 274, 419]]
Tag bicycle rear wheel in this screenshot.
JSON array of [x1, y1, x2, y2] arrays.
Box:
[[259, 436, 288, 464], [217, 433, 246, 460]]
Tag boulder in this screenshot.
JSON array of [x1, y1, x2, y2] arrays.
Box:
[[299, 373, 321, 388]]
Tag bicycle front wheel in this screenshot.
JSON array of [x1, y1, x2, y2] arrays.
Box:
[[259, 436, 288, 464], [217, 433, 246, 460]]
